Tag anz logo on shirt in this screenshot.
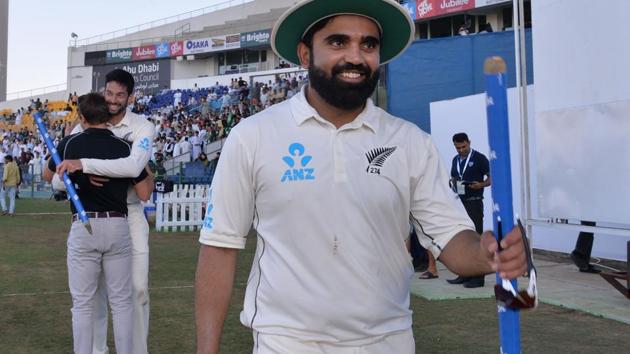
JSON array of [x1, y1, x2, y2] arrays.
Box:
[[280, 142, 315, 183], [138, 137, 150, 152], [203, 189, 214, 230]]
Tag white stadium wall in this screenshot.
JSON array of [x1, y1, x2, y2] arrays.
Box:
[[89, 0, 294, 47], [532, 0, 630, 225], [171, 58, 217, 83], [530, 0, 630, 258]]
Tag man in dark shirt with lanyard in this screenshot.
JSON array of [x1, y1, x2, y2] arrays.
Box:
[[448, 133, 492, 288], [43, 93, 153, 354]]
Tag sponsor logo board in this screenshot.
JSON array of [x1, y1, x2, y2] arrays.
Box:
[[415, 0, 475, 20], [132, 45, 157, 61], [240, 29, 271, 47]]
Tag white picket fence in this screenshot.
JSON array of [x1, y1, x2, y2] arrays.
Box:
[[155, 184, 210, 232]]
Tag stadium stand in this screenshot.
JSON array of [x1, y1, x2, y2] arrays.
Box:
[[0, 72, 308, 194]]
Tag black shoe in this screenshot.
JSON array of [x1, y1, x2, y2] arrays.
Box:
[[570, 251, 590, 270], [463, 277, 485, 288], [414, 265, 427, 273], [579, 265, 601, 274], [570, 252, 600, 272], [447, 276, 469, 284]]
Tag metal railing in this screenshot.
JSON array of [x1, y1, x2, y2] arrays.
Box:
[[9, 165, 55, 199], [71, 0, 253, 47], [6, 83, 67, 101]]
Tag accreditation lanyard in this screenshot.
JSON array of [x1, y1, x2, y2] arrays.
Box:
[[457, 150, 474, 179]]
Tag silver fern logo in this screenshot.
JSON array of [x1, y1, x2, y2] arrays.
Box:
[[365, 147, 397, 175]]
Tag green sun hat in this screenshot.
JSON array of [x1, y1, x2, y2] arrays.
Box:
[[271, 0, 415, 66]]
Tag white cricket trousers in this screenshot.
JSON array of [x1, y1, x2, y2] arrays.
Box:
[[92, 204, 150, 354], [253, 328, 415, 354], [67, 218, 133, 354]]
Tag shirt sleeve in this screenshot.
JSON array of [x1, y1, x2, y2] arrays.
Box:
[[199, 129, 254, 249], [80, 121, 155, 178], [48, 138, 69, 191], [409, 134, 475, 258]]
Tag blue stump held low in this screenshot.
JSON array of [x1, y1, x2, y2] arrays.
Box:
[[484, 56, 521, 354]]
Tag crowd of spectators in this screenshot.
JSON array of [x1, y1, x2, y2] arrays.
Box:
[[0, 129, 48, 192], [0, 71, 309, 187], [141, 72, 308, 169]]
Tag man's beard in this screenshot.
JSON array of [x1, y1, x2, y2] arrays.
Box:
[[308, 57, 380, 111], [107, 101, 127, 116]]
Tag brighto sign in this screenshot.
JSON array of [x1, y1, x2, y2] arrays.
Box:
[[246, 31, 270, 43], [110, 49, 132, 59]]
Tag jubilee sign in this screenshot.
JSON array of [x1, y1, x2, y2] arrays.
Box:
[[415, 0, 476, 20]]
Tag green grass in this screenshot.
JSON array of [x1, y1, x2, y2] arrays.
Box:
[[1, 199, 629, 353]]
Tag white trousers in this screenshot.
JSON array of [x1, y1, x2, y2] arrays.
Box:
[[253, 328, 415, 354], [67, 218, 133, 354], [92, 204, 150, 354], [0, 185, 16, 214]]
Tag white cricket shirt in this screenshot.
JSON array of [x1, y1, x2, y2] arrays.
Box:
[[199, 87, 474, 344]]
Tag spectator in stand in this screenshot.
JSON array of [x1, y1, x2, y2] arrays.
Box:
[[238, 77, 247, 88], [260, 86, 270, 107], [190, 131, 202, 161], [200, 97, 210, 117], [195, 152, 210, 168], [458, 22, 471, 36], [479, 23, 493, 34], [180, 136, 192, 161], [29, 150, 43, 190], [149, 152, 167, 177], [0, 148, 4, 197], [164, 138, 175, 157], [173, 90, 182, 107]]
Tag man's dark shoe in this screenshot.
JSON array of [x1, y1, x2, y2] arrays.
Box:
[[570, 252, 600, 273], [570, 251, 589, 270], [447, 276, 468, 284], [579, 265, 601, 274], [414, 265, 427, 273], [463, 277, 485, 288]]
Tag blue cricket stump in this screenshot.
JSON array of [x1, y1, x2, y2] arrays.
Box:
[[484, 56, 521, 354], [33, 112, 92, 234]]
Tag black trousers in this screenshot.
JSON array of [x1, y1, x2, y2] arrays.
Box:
[[461, 199, 484, 234], [409, 229, 428, 270], [460, 199, 484, 284]]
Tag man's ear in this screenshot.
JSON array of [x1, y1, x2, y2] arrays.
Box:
[[297, 42, 311, 69]]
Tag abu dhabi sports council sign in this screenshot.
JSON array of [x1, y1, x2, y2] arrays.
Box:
[[240, 29, 271, 48], [92, 59, 171, 94]]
